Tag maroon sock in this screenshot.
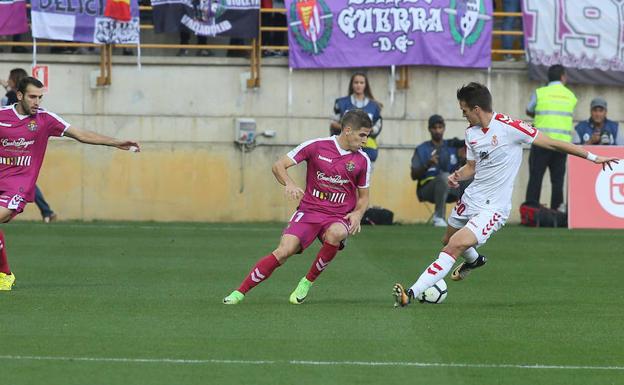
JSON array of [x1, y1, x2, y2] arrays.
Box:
[[237, 253, 281, 294], [305, 242, 339, 282], [0, 231, 11, 275]]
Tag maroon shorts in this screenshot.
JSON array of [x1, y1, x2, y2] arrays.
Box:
[[0, 191, 27, 221], [283, 210, 350, 253]]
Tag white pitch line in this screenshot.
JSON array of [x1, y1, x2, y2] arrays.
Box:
[[0, 355, 622, 371], [10, 223, 276, 232]]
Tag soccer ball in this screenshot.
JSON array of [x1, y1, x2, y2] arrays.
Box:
[[418, 279, 448, 304]]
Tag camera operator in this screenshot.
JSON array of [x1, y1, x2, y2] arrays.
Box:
[[411, 115, 467, 227], [573, 97, 623, 145]]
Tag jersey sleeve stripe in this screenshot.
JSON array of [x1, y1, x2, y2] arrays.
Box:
[[286, 137, 328, 164], [358, 150, 372, 188], [41, 110, 71, 136]]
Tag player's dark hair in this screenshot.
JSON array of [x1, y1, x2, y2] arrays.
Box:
[[341, 109, 372, 131], [547, 64, 565, 82], [456, 82, 492, 112], [9, 68, 28, 88], [17, 76, 44, 94]]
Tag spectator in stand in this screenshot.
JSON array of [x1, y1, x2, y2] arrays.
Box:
[[330, 72, 383, 162], [411, 114, 466, 227], [261, 0, 287, 57], [525, 64, 577, 211], [573, 97, 623, 145], [501, 0, 523, 61]]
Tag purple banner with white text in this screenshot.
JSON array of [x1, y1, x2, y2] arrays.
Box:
[[0, 0, 28, 36], [286, 0, 493, 69], [31, 0, 140, 44]]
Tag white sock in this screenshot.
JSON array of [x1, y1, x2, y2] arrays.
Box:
[[409, 252, 456, 298], [462, 247, 479, 264]]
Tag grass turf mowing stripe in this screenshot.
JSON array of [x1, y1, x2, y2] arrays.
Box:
[[1, 356, 623, 371]]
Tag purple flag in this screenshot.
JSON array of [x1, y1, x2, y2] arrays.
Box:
[[31, 0, 140, 44], [286, 0, 493, 69], [0, 0, 28, 36]]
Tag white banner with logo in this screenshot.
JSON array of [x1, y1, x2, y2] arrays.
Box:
[[522, 0, 624, 85]]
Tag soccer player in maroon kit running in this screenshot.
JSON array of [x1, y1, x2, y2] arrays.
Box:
[[223, 109, 373, 304], [0, 77, 140, 291]]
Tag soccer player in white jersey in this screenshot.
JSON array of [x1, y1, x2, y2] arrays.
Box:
[[393, 82, 618, 307]]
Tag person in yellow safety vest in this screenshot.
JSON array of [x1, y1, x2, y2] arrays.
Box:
[[525, 64, 577, 211]]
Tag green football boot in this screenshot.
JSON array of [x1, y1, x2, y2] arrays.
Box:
[[222, 290, 245, 305], [289, 277, 313, 304]]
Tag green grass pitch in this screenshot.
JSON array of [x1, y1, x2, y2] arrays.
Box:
[[2, 222, 623, 385]]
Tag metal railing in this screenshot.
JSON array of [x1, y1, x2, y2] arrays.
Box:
[[0, 9, 524, 87]]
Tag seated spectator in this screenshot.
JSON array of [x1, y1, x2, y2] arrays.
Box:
[[411, 115, 466, 227], [573, 97, 623, 145]]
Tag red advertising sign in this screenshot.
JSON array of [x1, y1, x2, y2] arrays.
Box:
[[568, 146, 624, 228], [31, 65, 48, 92]]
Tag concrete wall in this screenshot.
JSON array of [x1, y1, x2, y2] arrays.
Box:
[[1, 54, 622, 223]]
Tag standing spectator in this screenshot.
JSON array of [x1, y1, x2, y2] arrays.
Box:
[[1, 68, 28, 107], [177, 0, 211, 57], [501, 0, 522, 61], [2, 68, 58, 223], [178, 28, 210, 57], [411, 115, 466, 227], [330, 72, 383, 162], [525, 65, 577, 211], [261, 0, 287, 57], [573, 97, 623, 145]]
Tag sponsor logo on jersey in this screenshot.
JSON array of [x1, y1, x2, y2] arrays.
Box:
[[1, 138, 35, 149], [345, 161, 355, 172], [479, 151, 489, 161], [317, 171, 349, 185], [0, 155, 32, 166], [318, 154, 333, 163], [312, 188, 346, 203]]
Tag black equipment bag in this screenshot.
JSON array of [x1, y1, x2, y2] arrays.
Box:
[[361, 207, 394, 225]]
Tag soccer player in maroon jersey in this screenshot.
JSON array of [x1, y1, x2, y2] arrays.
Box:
[[223, 109, 373, 305], [0, 77, 140, 291]]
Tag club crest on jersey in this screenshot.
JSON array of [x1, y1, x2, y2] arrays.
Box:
[[491, 135, 498, 147], [27, 120, 38, 132], [479, 151, 489, 161], [345, 161, 355, 172]]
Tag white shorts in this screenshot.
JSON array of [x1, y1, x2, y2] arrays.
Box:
[[447, 200, 508, 246]]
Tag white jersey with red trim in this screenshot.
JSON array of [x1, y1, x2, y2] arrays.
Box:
[[462, 112, 538, 215]]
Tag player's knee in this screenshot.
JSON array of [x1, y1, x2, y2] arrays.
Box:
[[441, 234, 450, 246], [0, 211, 13, 223], [444, 237, 472, 257], [324, 226, 348, 244], [272, 246, 294, 263]]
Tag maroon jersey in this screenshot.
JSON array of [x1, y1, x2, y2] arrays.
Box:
[[287, 136, 371, 218], [0, 105, 69, 201]]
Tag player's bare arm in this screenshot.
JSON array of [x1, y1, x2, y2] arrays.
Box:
[[343, 188, 369, 235], [448, 160, 476, 188], [532, 132, 619, 170], [272, 155, 304, 201], [64, 126, 140, 151]]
